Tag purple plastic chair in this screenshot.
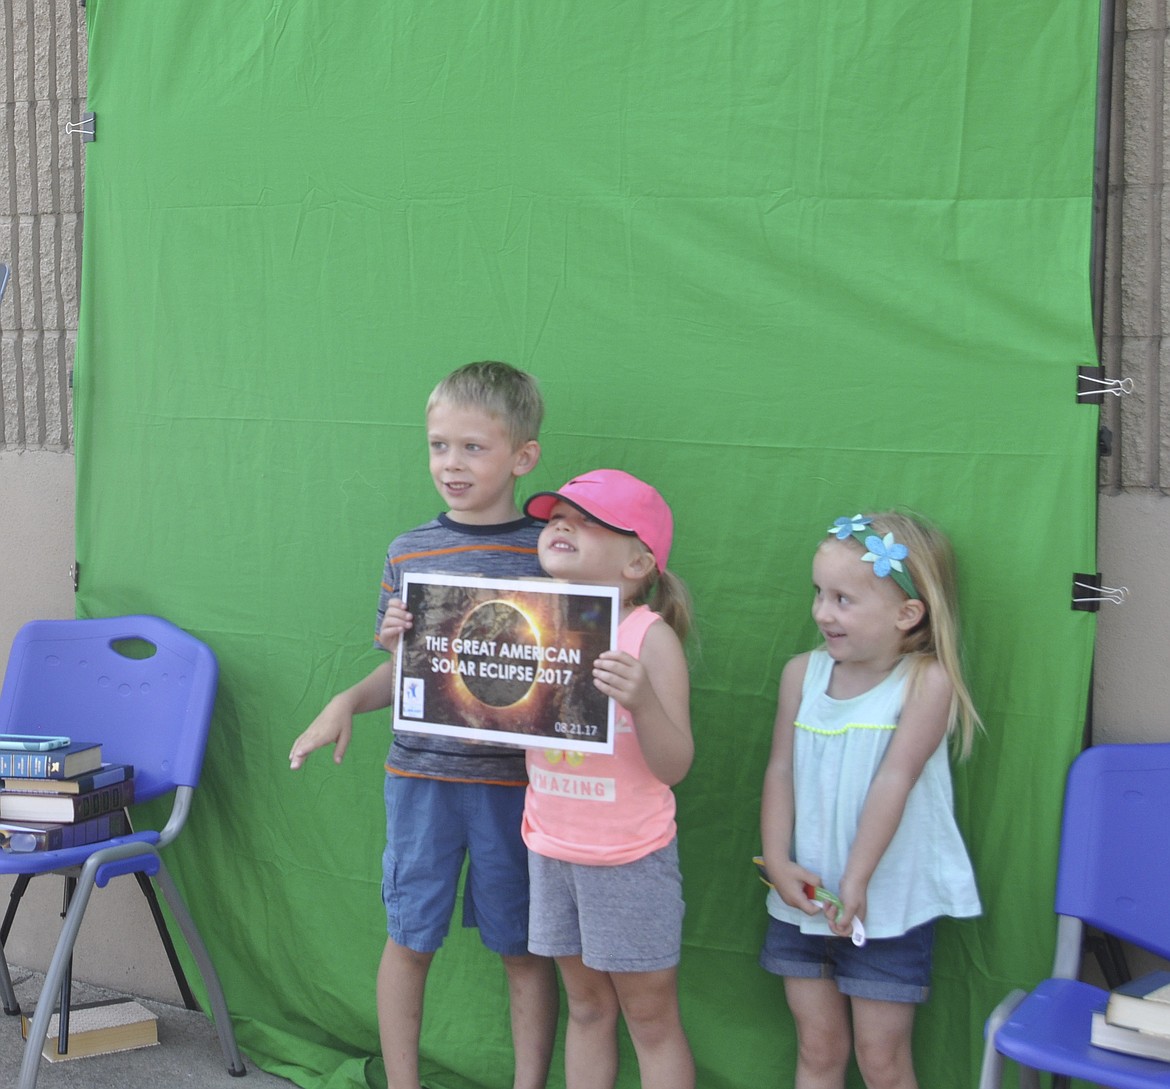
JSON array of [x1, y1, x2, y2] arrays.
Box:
[[979, 743, 1170, 1089], [0, 616, 245, 1089]]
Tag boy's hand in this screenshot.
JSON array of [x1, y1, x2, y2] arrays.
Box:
[[289, 702, 354, 769], [378, 599, 412, 650]]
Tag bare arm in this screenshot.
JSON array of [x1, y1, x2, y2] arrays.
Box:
[[832, 660, 952, 934], [591, 619, 693, 786], [760, 654, 821, 915], [288, 599, 413, 770]]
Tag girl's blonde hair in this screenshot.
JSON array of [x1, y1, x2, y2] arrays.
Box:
[[835, 510, 981, 759], [629, 562, 694, 644]]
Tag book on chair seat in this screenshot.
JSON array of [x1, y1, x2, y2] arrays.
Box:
[[0, 741, 101, 780], [0, 810, 127, 852], [0, 761, 132, 794], [1092, 1011, 1170, 1062], [1105, 971, 1170, 1035], [20, 998, 159, 1061], [0, 777, 134, 822]]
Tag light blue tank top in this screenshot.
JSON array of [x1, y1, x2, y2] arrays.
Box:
[[765, 649, 981, 938]]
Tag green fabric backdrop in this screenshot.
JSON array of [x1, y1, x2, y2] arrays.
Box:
[[74, 2, 1101, 1086]]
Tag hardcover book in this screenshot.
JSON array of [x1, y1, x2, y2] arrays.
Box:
[[0, 741, 101, 780], [1105, 971, 1170, 1036], [0, 777, 134, 822], [0, 762, 133, 794], [0, 810, 127, 852], [1092, 1010, 1170, 1062], [20, 998, 158, 1061]]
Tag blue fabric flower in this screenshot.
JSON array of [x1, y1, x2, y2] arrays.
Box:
[[861, 532, 909, 578], [828, 514, 871, 540]]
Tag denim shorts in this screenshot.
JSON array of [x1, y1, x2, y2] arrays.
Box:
[[381, 774, 529, 956], [528, 840, 684, 973], [759, 916, 936, 1003]]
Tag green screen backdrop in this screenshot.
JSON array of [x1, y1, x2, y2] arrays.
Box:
[[74, 2, 1101, 1087]]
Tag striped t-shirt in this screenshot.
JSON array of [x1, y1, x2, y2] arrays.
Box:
[[377, 512, 543, 784]]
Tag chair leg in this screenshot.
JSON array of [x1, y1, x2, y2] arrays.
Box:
[[154, 862, 246, 1077], [55, 875, 77, 1054], [0, 941, 19, 1015], [0, 873, 32, 945], [0, 873, 33, 1015], [977, 989, 1026, 1089], [134, 871, 199, 1010], [17, 865, 98, 1089]]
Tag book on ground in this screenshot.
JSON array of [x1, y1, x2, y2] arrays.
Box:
[[0, 741, 101, 780], [1106, 971, 1170, 1035], [0, 810, 127, 852], [1092, 1010, 1170, 1062], [20, 997, 158, 1061], [0, 762, 133, 794], [0, 777, 134, 822]]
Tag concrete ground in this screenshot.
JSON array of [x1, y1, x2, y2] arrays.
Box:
[[1, 966, 298, 1089]]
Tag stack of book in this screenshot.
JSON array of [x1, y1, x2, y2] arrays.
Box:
[[1091, 970, 1170, 1062], [0, 739, 134, 852]]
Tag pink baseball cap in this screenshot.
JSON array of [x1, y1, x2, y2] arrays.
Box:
[[525, 469, 673, 573]]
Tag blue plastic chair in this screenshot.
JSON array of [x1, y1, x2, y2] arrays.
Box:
[[979, 743, 1170, 1089], [0, 616, 245, 1089]]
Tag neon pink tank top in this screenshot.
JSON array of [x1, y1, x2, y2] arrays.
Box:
[[522, 606, 677, 865]]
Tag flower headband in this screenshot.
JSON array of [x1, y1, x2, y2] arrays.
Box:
[[827, 515, 920, 600]]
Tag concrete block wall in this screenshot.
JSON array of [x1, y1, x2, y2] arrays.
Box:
[[1, 0, 84, 450], [1094, 0, 1170, 765]]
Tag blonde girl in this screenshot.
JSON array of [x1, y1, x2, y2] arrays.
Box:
[[760, 511, 981, 1089]]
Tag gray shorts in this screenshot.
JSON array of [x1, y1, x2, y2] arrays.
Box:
[[527, 840, 684, 973]]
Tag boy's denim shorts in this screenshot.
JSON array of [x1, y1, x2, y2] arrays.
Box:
[[381, 774, 529, 956], [759, 916, 936, 1003]]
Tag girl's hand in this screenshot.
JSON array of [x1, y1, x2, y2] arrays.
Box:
[[592, 650, 653, 710], [772, 860, 826, 917], [829, 877, 867, 937], [595, 621, 693, 786], [378, 599, 413, 649]]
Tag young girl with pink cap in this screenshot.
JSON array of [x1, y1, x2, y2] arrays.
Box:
[[522, 469, 695, 1089]]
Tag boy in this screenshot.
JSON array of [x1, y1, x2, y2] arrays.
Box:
[[289, 361, 558, 1089]]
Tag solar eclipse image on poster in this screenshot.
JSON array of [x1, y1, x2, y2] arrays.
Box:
[[393, 573, 619, 754]]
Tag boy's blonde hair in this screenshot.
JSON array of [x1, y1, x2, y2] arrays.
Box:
[[834, 510, 981, 759], [427, 361, 543, 449]]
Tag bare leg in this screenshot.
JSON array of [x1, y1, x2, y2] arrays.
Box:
[[610, 967, 694, 1089], [557, 956, 621, 1089], [502, 952, 559, 1089], [783, 976, 853, 1089], [377, 936, 434, 1089], [850, 996, 918, 1089]]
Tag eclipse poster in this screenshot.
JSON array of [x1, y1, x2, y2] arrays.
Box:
[[393, 573, 619, 754]]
